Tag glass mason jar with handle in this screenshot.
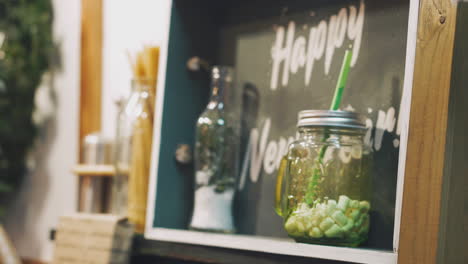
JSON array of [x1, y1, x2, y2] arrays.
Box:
[[276, 110, 372, 246]]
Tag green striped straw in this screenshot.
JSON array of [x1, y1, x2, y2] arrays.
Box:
[[330, 50, 353, 110], [305, 50, 353, 205]]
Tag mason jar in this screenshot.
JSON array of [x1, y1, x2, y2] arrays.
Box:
[[276, 110, 372, 246]]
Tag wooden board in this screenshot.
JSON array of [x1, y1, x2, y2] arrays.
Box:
[[22, 259, 47, 264], [72, 164, 116, 176], [79, 0, 103, 143], [397, 0, 457, 263], [79, 0, 103, 211]]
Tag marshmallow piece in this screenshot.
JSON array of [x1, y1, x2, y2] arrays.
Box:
[[311, 219, 320, 228], [349, 209, 361, 221], [332, 211, 348, 227], [309, 227, 324, 238], [342, 219, 354, 233], [349, 200, 360, 209], [285, 217, 298, 233], [325, 224, 344, 238], [326, 200, 337, 215], [315, 203, 326, 214], [297, 221, 306, 233], [337, 195, 350, 211], [359, 201, 371, 213], [355, 212, 370, 230], [317, 205, 327, 218], [355, 214, 364, 229], [319, 217, 335, 231], [313, 209, 324, 221]]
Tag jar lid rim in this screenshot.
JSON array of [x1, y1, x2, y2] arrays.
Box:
[[297, 110, 367, 130]]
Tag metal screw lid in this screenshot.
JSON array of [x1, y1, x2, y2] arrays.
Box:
[[297, 110, 366, 130]]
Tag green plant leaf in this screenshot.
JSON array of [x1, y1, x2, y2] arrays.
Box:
[[0, 0, 55, 213]]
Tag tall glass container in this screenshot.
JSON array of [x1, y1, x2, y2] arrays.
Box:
[[189, 66, 239, 233], [113, 79, 154, 234], [276, 110, 372, 246]]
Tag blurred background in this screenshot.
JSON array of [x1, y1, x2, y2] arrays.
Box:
[[2, 0, 170, 261]]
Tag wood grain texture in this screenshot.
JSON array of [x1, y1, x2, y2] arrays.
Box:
[[79, 0, 102, 143], [398, 0, 457, 263], [22, 259, 47, 264], [72, 164, 116, 176], [78, 0, 103, 211]]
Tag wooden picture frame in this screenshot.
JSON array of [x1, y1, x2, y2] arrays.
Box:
[[398, 1, 459, 263]]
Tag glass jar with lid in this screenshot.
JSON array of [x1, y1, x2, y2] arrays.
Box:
[[276, 110, 372, 246]]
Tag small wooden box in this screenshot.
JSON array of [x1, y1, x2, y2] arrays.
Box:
[[52, 214, 134, 264]]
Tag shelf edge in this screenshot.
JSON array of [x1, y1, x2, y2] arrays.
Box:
[[145, 228, 397, 264], [72, 164, 116, 176]]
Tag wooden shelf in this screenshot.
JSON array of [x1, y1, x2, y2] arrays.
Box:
[[72, 164, 115, 176], [133, 236, 346, 264], [144, 229, 397, 264]]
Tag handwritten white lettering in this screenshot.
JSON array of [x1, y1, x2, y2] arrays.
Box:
[[347, 2, 365, 67], [305, 21, 327, 86], [264, 141, 278, 174], [374, 107, 396, 151], [270, 0, 365, 90]]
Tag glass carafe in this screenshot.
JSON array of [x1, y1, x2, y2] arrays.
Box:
[[276, 110, 372, 246], [189, 66, 239, 233], [113, 79, 154, 234]]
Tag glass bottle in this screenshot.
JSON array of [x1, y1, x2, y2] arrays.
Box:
[[276, 110, 372, 246], [189, 66, 239, 233], [113, 79, 154, 234]]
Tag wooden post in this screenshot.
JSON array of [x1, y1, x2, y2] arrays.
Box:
[[79, 0, 103, 210], [398, 0, 458, 263], [80, 0, 102, 143]]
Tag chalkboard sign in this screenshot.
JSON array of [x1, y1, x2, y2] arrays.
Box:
[[147, 0, 411, 253]]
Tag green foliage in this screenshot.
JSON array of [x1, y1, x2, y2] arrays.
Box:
[[0, 0, 55, 217]]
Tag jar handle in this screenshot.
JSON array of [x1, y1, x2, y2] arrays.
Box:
[[275, 155, 288, 217]]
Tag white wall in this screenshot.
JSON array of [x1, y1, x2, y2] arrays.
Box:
[[101, 0, 171, 139], [4, 0, 81, 261]]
